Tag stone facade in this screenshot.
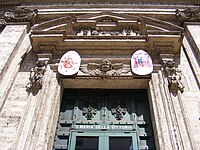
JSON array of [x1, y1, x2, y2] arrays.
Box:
[[0, 1, 200, 150]]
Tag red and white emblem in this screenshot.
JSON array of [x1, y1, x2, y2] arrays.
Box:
[[131, 50, 153, 75], [58, 51, 81, 75]]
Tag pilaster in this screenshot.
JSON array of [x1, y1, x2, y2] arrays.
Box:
[[184, 23, 200, 88], [149, 71, 175, 150], [0, 25, 29, 110], [12, 66, 62, 150]]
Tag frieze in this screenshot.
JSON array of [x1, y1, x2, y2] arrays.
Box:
[[176, 8, 200, 26], [27, 60, 48, 91], [4, 8, 38, 26], [163, 60, 184, 93], [80, 59, 130, 78]]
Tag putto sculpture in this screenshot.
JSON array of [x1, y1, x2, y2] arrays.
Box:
[[27, 60, 48, 91], [163, 60, 184, 93]]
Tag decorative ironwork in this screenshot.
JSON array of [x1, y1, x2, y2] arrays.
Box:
[[111, 100, 127, 120], [175, 8, 200, 26], [80, 59, 130, 78], [27, 60, 48, 91], [4, 8, 38, 26], [163, 60, 184, 93], [82, 99, 97, 120]]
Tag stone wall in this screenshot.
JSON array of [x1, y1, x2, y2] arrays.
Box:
[[0, 5, 200, 150]]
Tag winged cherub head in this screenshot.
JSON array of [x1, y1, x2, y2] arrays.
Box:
[[100, 59, 112, 72]]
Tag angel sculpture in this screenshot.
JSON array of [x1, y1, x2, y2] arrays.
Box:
[[80, 59, 130, 78]]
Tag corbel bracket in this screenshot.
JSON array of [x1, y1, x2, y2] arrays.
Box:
[[160, 54, 184, 93], [26, 59, 48, 92]]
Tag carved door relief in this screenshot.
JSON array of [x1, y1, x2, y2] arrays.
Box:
[[82, 99, 97, 120], [53, 89, 155, 150], [111, 100, 127, 120], [72, 90, 135, 123]]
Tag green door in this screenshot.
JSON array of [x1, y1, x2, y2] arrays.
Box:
[[53, 89, 155, 150], [68, 131, 139, 150]]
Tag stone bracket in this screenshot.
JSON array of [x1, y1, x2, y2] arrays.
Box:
[[26, 59, 48, 92], [160, 54, 184, 93]]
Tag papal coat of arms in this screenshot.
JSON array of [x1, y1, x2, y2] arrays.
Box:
[[131, 50, 153, 75]]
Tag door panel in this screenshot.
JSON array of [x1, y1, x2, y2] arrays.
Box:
[[53, 89, 155, 150]]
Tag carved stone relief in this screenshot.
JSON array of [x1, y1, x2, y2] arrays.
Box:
[[0, 19, 6, 29], [176, 8, 200, 26], [4, 8, 38, 26], [27, 60, 48, 91], [163, 60, 184, 93], [82, 99, 97, 120], [76, 27, 139, 36], [80, 59, 130, 78], [111, 100, 127, 120]]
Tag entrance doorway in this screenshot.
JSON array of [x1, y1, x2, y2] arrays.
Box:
[[53, 89, 155, 150]]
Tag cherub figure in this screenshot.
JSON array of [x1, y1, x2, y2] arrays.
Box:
[[27, 60, 48, 90], [164, 60, 184, 93], [80, 59, 130, 78]]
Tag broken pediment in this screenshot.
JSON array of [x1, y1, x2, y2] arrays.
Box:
[[30, 11, 183, 55], [32, 11, 182, 35], [73, 12, 143, 36]]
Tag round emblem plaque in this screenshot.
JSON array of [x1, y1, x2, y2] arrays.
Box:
[[131, 50, 153, 75], [58, 51, 81, 75]]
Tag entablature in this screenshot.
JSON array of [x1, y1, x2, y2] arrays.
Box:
[[30, 11, 183, 58]]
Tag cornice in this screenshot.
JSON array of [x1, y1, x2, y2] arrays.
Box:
[[1, 0, 200, 6]]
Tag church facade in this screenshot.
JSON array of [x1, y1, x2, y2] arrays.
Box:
[[0, 1, 200, 150]]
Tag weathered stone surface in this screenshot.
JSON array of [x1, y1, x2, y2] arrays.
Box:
[[0, 72, 30, 149], [0, 27, 30, 111], [0, 25, 27, 80], [186, 24, 200, 60], [181, 92, 200, 149], [0, 3, 200, 150]]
